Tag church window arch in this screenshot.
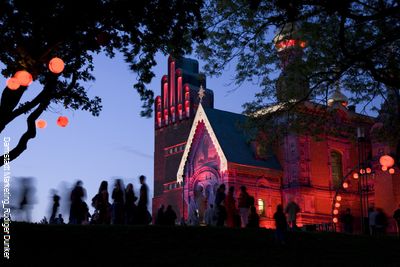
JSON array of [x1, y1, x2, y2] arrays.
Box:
[[330, 150, 343, 189]]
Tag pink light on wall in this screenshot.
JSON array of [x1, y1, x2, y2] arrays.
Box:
[[177, 70, 182, 104], [155, 96, 162, 127], [170, 61, 175, 107], [164, 109, 169, 125], [170, 106, 175, 123], [184, 84, 190, 118], [162, 75, 168, 110], [178, 103, 183, 120]]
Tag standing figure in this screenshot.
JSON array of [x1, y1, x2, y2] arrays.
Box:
[[204, 204, 217, 226], [368, 206, 378, 236], [375, 208, 388, 236], [247, 206, 260, 228], [69, 180, 87, 224], [274, 204, 287, 245], [92, 181, 111, 224], [138, 175, 151, 224], [49, 191, 60, 224], [124, 183, 137, 224], [393, 204, 400, 238], [214, 184, 226, 227], [111, 179, 125, 224], [225, 186, 237, 228], [341, 208, 354, 234], [285, 200, 300, 230], [238, 186, 250, 228], [164, 205, 177, 226], [155, 204, 165, 225]]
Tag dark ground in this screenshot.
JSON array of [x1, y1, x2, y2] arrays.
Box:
[[4, 223, 400, 267]]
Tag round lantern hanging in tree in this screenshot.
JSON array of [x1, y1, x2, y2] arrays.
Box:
[[49, 57, 65, 74], [36, 119, 47, 129], [57, 116, 69, 127], [6, 78, 20, 90], [379, 155, 395, 168], [15, 70, 33, 86]]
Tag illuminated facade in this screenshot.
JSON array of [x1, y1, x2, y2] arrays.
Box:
[[152, 54, 400, 232]]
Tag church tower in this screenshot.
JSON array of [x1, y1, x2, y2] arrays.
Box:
[[153, 56, 214, 219]]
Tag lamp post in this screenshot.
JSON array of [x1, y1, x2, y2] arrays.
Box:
[[357, 127, 370, 234]]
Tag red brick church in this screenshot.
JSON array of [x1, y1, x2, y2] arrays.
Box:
[[152, 30, 400, 232]]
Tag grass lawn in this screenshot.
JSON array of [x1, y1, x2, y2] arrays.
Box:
[[5, 223, 400, 266]]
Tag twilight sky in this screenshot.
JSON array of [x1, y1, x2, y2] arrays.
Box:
[[1, 52, 263, 222]]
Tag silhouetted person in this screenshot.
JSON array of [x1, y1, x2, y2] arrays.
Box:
[[18, 177, 35, 222], [155, 205, 165, 225], [55, 214, 64, 224], [49, 192, 60, 224], [369, 206, 378, 236], [285, 200, 300, 230], [205, 204, 216, 226], [375, 208, 388, 236], [92, 180, 110, 224], [274, 204, 287, 245], [164, 205, 177, 226], [69, 180, 87, 224], [215, 184, 226, 227], [341, 208, 354, 234], [247, 206, 260, 228], [238, 186, 251, 228], [125, 183, 137, 224], [138, 175, 151, 224], [225, 186, 237, 228], [112, 179, 125, 224], [393, 204, 400, 238]]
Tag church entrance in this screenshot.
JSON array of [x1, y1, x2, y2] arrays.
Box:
[[188, 168, 220, 224]]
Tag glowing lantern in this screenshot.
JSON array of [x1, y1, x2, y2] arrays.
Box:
[[389, 168, 395, 174], [336, 196, 342, 201], [57, 116, 69, 127], [299, 41, 306, 48], [335, 202, 341, 208], [14, 70, 33, 86], [379, 155, 395, 168], [352, 173, 359, 179], [342, 182, 349, 189], [360, 169, 365, 174], [333, 217, 338, 223], [366, 168, 372, 174], [49, 57, 65, 74], [333, 209, 339, 215], [382, 166, 388, 171], [6, 78, 20, 90], [36, 119, 47, 129]]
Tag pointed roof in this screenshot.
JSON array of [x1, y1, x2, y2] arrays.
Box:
[[203, 107, 282, 170], [177, 104, 281, 182]]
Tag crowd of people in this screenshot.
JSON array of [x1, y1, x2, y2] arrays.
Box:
[[48, 175, 151, 225], [43, 177, 400, 240]]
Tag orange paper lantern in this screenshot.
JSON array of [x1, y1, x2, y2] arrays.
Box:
[[342, 182, 349, 189], [359, 169, 365, 174], [335, 202, 341, 208], [6, 77, 20, 90], [379, 155, 395, 168], [49, 57, 65, 74], [352, 173, 359, 179], [389, 168, 395, 174], [57, 116, 69, 127], [336, 196, 342, 201], [15, 70, 33, 86], [333, 217, 338, 223], [36, 119, 47, 129], [333, 209, 339, 215], [366, 167, 372, 174], [382, 165, 388, 171]]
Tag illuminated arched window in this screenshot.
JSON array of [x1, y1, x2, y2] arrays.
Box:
[[257, 199, 265, 216], [331, 151, 343, 189]]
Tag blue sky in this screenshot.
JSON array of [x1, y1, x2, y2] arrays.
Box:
[[1, 52, 262, 222]]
